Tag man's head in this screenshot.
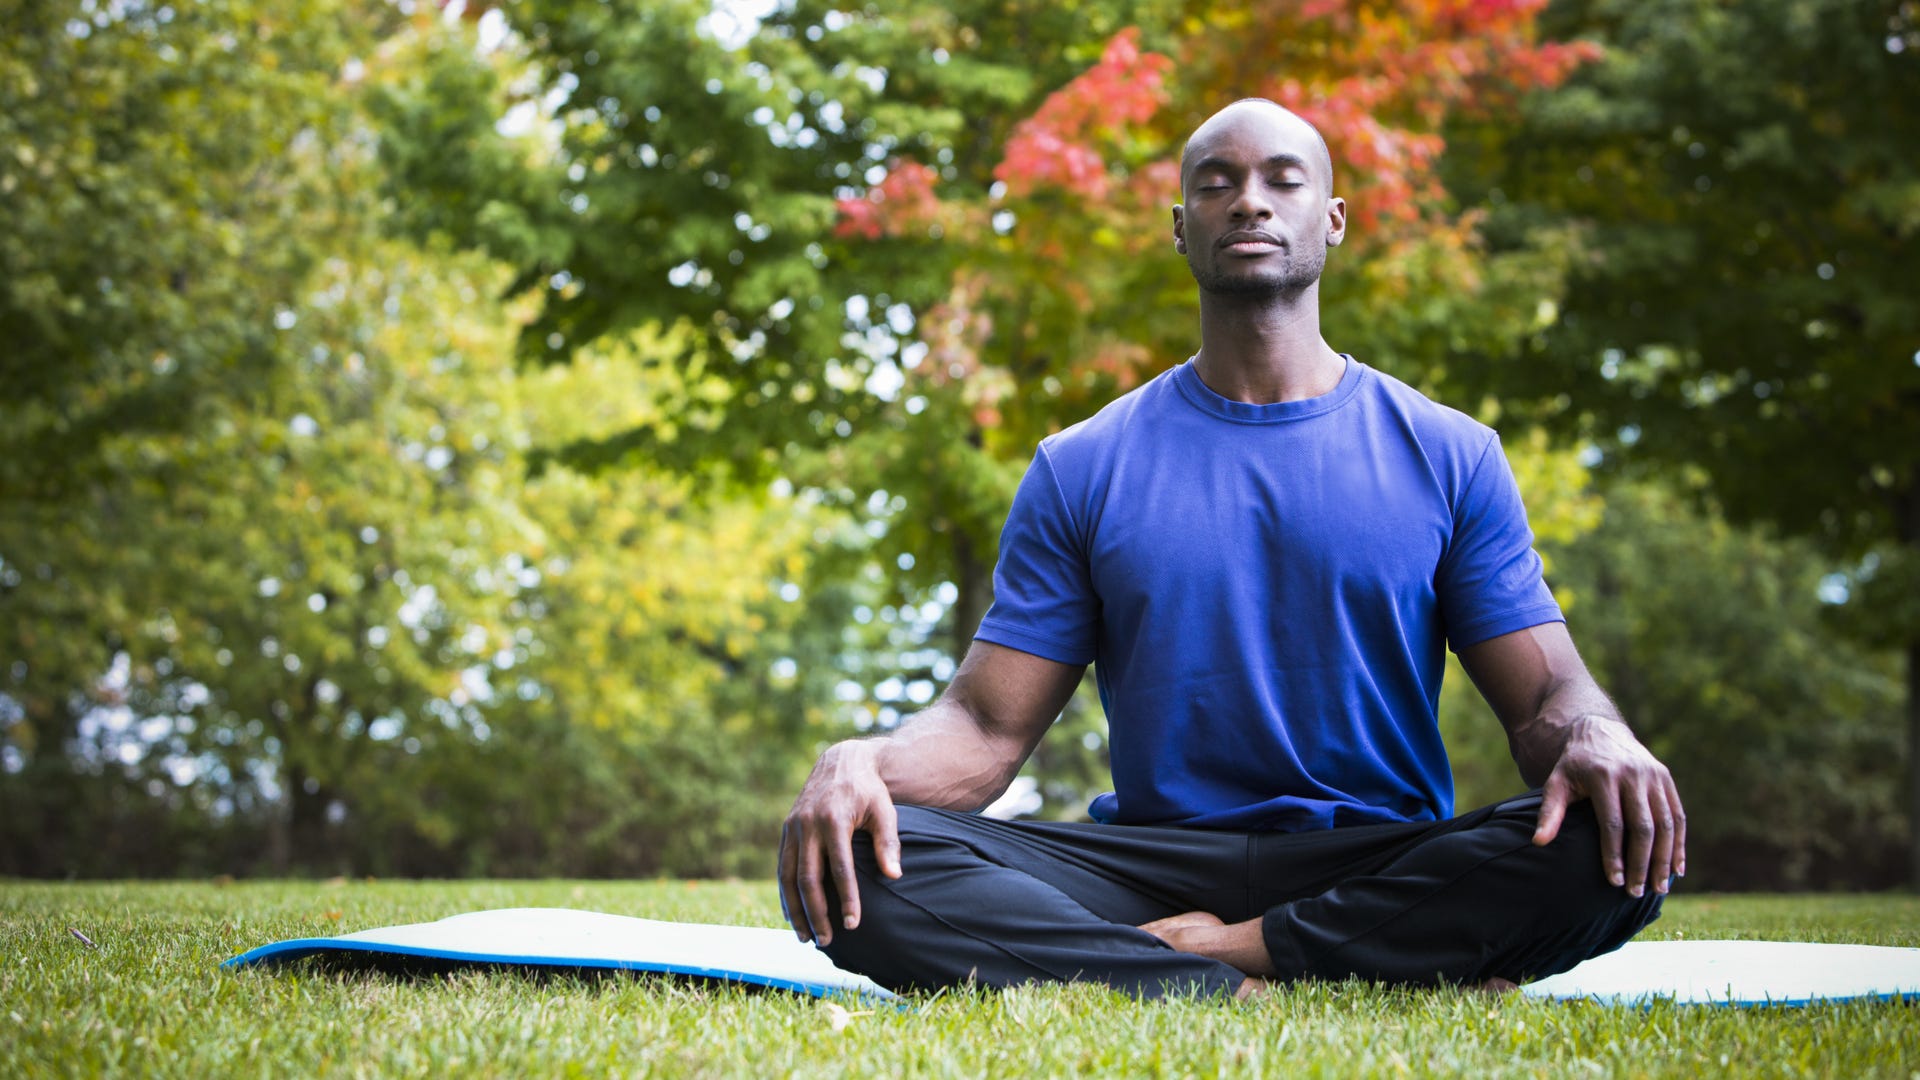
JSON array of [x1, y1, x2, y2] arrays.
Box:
[[1173, 99, 1347, 299]]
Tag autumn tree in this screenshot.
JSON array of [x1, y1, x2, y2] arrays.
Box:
[[402, 0, 1603, 636]]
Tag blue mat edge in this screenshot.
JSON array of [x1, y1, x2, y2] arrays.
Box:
[[225, 937, 1914, 1008], [222, 938, 889, 1000]]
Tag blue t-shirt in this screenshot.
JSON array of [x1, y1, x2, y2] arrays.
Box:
[[974, 357, 1563, 832]]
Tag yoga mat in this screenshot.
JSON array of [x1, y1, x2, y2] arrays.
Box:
[[1520, 939, 1920, 1006], [227, 908, 1920, 1005], [223, 907, 895, 999]]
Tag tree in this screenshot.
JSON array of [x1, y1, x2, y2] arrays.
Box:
[[0, 0, 417, 873], [380, 0, 1611, 819], [0, 3, 856, 877], [1443, 0, 1920, 881]]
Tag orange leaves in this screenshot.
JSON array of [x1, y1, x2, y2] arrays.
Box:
[[1213, 0, 1603, 236], [994, 28, 1174, 200], [820, 7, 1604, 442]]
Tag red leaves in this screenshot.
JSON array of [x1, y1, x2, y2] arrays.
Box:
[[833, 28, 1175, 239], [834, 159, 943, 240], [994, 28, 1174, 200]]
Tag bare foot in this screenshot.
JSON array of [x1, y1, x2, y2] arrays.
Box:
[[1138, 911, 1276, 977], [1235, 976, 1270, 1001], [1139, 910, 1225, 946]]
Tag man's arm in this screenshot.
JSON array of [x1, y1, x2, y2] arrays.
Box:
[[1457, 622, 1686, 897], [777, 640, 1084, 944]]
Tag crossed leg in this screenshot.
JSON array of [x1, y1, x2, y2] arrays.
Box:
[[817, 793, 1664, 999]]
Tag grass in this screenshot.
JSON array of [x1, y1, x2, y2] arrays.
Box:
[[3, 881, 1917, 1078]]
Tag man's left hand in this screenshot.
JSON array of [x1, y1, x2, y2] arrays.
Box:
[[1532, 716, 1685, 897]]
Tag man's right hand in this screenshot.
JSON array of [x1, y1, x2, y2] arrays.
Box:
[[777, 739, 903, 946]]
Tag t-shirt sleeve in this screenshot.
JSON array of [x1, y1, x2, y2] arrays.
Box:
[[973, 445, 1101, 666], [1436, 434, 1565, 650]]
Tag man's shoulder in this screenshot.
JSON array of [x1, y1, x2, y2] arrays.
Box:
[[1355, 362, 1498, 451], [1036, 364, 1186, 462]]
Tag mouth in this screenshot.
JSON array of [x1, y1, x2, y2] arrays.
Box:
[[1218, 230, 1285, 254]]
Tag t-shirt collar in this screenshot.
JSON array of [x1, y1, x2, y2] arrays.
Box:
[[1172, 354, 1365, 424]]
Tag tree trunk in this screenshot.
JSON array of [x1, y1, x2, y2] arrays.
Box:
[[1908, 634, 1919, 892], [1902, 482, 1920, 892], [266, 766, 294, 876], [950, 525, 994, 660]]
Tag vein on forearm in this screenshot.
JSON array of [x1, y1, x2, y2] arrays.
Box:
[[1505, 677, 1622, 787], [871, 695, 1033, 812]]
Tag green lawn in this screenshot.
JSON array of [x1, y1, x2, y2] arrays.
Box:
[[3, 881, 1915, 1077]]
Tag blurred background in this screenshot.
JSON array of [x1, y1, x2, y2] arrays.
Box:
[[3, 0, 1915, 890]]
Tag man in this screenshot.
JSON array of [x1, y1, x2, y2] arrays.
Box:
[[778, 99, 1682, 999]]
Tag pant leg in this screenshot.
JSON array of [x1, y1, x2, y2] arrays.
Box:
[[817, 805, 1249, 999], [1256, 791, 1665, 986]]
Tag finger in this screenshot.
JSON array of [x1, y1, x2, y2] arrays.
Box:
[[1621, 780, 1654, 897], [1647, 783, 1676, 896], [871, 798, 903, 880], [1532, 771, 1570, 847], [1669, 775, 1688, 879], [829, 819, 863, 933], [777, 825, 811, 941], [797, 829, 835, 946], [1591, 780, 1625, 889]]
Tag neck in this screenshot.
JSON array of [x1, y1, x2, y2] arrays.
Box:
[[1191, 283, 1343, 404]]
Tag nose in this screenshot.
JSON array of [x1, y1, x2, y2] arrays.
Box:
[[1230, 181, 1274, 221]]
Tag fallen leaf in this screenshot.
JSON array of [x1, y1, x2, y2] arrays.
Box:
[[822, 1002, 873, 1033]]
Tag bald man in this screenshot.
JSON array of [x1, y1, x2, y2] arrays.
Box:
[[778, 99, 1681, 999]]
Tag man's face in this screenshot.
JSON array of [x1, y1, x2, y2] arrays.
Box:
[[1172, 104, 1347, 299]]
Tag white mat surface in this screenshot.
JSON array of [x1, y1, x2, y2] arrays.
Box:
[[1522, 939, 1920, 1005], [227, 908, 1920, 1006]]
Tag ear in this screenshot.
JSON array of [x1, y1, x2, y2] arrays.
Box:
[[1172, 205, 1187, 254], [1325, 196, 1348, 248]]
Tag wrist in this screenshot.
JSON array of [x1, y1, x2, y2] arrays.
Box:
[[824, 736, 887, 780]]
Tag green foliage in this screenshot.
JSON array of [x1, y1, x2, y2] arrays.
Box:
[[5, 882, 1920, 1077], [0, 4, 847, 880], [1447, 0, 1920, 593], [0, 0, 395, 497]]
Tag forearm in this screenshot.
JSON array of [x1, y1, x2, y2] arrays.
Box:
[[836, 696, 1030, 812], [1459, 624, 1638, 788]]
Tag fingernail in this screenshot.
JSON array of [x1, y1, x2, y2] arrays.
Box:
[[844, 916, 857, 930], [1629, 885, 1643, 897], [1611, 873, 1624, 887]]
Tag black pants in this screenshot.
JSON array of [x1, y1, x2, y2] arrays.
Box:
[[818, 791, 1665, 999]]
